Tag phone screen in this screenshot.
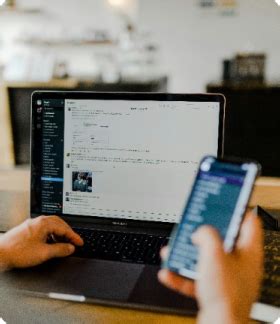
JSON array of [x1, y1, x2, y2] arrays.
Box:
[[165, 156, 259, 279]]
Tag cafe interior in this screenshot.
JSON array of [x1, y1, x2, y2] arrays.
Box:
[[0, 0, 279, 323]]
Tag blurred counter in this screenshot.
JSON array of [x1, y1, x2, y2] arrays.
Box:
[[0, 76, 168, 167]]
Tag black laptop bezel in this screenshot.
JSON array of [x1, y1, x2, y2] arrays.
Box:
[[30, 91, 225, 230]]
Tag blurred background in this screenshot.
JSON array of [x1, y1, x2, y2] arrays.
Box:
[[1, 0, 280, 176]]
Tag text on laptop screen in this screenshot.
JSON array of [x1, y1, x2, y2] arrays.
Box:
[[34, 99, 220, 223]]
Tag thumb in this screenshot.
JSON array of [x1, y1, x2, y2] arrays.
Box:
[[192, 226, 224, 265], [44, 243, 75, 259], [236, 213, 263, 253]]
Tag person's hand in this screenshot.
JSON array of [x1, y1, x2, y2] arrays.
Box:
[[158, 213, 263, 324], [0, 216, 83, 271]]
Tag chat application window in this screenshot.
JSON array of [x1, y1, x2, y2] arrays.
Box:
[[62, 99, 220, 222]]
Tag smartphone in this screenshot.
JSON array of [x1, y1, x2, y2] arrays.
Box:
[[164, 156, 260, 280]]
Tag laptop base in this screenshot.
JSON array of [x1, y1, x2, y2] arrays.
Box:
[[0, 256, 198, 316]]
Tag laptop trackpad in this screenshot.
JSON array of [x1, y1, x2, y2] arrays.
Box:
[[2, 257, 144, 301]]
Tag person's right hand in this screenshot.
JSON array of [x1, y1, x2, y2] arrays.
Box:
[[158, 213, 263, 324], [0, 216, 83, 271]]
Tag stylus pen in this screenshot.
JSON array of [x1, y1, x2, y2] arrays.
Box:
[[49, 292, 86, 302], [18, 289, 86, 302]]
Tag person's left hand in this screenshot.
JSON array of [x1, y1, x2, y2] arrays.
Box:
[[0, 216, 83, 271]]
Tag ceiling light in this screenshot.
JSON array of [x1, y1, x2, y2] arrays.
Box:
[[275, 0, 280, 6], [0, 0, 6, 6], [108, 0, 128, 9]]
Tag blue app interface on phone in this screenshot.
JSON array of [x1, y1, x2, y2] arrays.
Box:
[[167, 159, 247, 275]]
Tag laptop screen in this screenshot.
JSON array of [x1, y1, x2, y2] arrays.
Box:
[[31, 93, 224, 224]]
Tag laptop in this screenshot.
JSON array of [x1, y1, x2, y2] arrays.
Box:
[[5, 92, 225, 314]]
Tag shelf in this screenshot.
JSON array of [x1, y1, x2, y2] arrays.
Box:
[[18, 40, 115, 47], [207, 81, 280, 90], [0, 6, 42, 14]]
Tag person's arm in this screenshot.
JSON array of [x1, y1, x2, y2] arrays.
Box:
[[0, 216, 83, 271], [158, 213, 263, 324]]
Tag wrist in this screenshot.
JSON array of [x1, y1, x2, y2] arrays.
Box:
[[198, 302, 250, 324], [0, 241, 12, 271]]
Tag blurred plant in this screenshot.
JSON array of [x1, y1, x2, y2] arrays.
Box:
[[0, 0, 16, 7]]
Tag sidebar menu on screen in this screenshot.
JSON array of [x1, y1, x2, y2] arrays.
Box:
[[40, 99, 65, 214]]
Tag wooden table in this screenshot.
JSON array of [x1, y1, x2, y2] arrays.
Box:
[[0, 168, 279, 323]]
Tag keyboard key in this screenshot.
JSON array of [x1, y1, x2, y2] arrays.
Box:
[[73, 227, 168, 265]]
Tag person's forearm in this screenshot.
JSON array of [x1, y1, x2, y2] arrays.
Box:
[[0, 241, 11, 271]]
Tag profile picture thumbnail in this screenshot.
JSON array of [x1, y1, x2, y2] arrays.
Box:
[[72, 172, 92, 192]]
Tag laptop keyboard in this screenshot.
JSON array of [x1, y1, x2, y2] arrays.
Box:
[[260, 230, 280, 307], [72, 227, 280, 307], [73, 227, 169, 265]]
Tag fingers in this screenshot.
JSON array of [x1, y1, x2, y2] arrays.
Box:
[[236, 212, 263, 252], [160, 246, 168, 260], [158, 269, 195, 297], [192, 225, 224, 260], [158, 246, 195, 297], [44, 243, 75, 259], [191, 225, 225, 279], [36, 216, 84, 246], [50, 220, 84, 246]]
